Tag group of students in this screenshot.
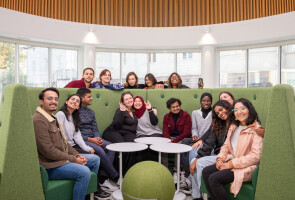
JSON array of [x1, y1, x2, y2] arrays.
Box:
[[64, 67, 192, 90], [33, 67, 265, 200]]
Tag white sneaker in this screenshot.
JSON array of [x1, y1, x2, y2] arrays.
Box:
[[100, 179, 119, 192], [180, 177, 192, 195], [173, 172, 178, 183]]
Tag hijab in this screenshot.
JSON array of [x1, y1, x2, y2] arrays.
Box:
[[133, 96, 146, 119], [200, 92, 213, 119]]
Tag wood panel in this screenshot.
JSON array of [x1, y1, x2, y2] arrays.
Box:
[[1, 0, 294, 27]]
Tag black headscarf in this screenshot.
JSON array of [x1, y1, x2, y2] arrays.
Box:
[[200, 92, 212, 119]]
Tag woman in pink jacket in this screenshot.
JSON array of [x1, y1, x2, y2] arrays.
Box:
[[202, 98, 265, 199]]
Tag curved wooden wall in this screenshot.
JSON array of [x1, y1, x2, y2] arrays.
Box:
[[1, 0, 295, 27]]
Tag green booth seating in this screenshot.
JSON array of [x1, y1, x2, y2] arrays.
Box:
[[0, 84, 295, 199], [200, 166, 259, 200], [40, 165, 97, 200]]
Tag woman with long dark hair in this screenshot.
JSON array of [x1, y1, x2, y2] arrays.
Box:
[[202, 98, 265, 200], [188, 100, 233, 199], [56, 94, 95, 154], [167, 72, 189, 89]]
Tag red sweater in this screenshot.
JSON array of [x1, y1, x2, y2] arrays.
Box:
[[162, 109, 192, 143], [64, 78, 92, 88]]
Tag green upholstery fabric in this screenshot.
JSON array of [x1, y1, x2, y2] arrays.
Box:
[[255, 84, 295, 199], [200, 166, 259, 200], [0, 84, 44, 200], [1, 84, 295, 200], [40, 165, 97, 200]]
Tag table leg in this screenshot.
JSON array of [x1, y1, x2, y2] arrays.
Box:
[[119, 151, 122, 188], [158, 151, 161, 163], [176, 153, 180, 193]]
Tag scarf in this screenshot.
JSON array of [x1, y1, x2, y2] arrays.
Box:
[[92, 82, 124, 90], [133, 96, 146, 119]]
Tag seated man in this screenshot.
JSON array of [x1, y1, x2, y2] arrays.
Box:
[[77, 88, 119, 192], [65, 67, 94, 88], [163, 98, 192, 143], [162, 98, 192, 188], [33, 87, 100, 200]]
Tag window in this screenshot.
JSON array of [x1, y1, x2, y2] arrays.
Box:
[[19, 45, 49, 87], [177, 52, 202, 88], [248, 47, 279, 87], [149, 53, 175, 82], [220, 50, 246, 88], [281, 44, 295, 87], [52, 48, 78, 87], [121, 53, 148, 83], [0, 42, 15, 97], [96, 52, 120, 83]]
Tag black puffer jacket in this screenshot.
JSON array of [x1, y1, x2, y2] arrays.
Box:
[[196, 121, 227, 158]]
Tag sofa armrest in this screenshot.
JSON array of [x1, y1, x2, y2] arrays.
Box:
[[40, 165, 48, 193], [252, 166, 259, 192]]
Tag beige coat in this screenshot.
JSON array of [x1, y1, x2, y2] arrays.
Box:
[[217, 121, 265, 196]]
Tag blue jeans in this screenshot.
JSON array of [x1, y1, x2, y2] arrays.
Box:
[[85, 139, 118, 179], [46, 154, 100, 200], [189, 149, 216, 198]]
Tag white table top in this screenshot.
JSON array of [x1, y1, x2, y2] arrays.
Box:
[[106, 142, 148, 152], [134, 137, 171, 145], [150, 143, 192, 154]]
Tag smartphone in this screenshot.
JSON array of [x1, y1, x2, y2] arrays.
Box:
[[198, 78, 204, 88]]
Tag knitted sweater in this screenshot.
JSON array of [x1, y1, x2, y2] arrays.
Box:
[[55, 111, 92, 152], [191, 108, 212, 138]]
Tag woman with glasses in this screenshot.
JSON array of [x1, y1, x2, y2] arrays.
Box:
[[189, 100, 233, 200], [202, 98, 264, 200], [167, 72, 189, 89]]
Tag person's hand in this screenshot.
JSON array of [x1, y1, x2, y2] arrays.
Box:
[[97, 137, 103, 146], [192, 140, 203, 150], [190, 158, 198, 175], [216, 159, 224, 169], [192, 136, 199, 143], [155, 84, 164, 89], [88, 137, 98, 144], [119, 102, 126, 111], [90, 149, 95, 154], [146, 101, 152, 109], [123, 82, 127, 86], [76, 157, 84, 165], [163, 80, 168, 85], [218, 162, 230, 170]]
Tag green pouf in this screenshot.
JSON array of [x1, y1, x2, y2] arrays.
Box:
[[122, 161, 175, 200]]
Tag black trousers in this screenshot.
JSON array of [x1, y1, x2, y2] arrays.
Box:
[[202, 164, 234, 200], [102, 131, 137, 175]]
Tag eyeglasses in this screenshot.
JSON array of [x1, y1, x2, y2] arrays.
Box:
[[46, 97, 58, 102], [171, 105, 180, 109], [232, 107, 246, 112], [171, 76, 179, 79]]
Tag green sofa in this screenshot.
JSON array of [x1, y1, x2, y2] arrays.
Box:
[[0, 84, 294, 199]]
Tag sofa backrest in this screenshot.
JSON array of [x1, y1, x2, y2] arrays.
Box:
[[1, 84, 294, 199], [0, 84, 44, 200]]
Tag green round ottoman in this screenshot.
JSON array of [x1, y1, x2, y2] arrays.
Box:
[[122, 161, 175, 200]]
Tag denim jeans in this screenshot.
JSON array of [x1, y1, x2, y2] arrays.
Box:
[[189, 149, 216, 198], [46, 154, 100, 200], [85, 139, 118, 179]]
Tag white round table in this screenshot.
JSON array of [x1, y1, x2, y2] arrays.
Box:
[[150, 143, 192, 200], [106, 142, 148, 200], [134, 137, 171, 145]]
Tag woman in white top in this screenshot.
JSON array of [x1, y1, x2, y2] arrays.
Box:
[[56, 94, 94, 154], [180, 93, 213, 187]]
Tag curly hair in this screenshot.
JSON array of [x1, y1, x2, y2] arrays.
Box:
[[59, 94, 82, 132], [234, 98, 260, 125], [212, 100, 233, 135]]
